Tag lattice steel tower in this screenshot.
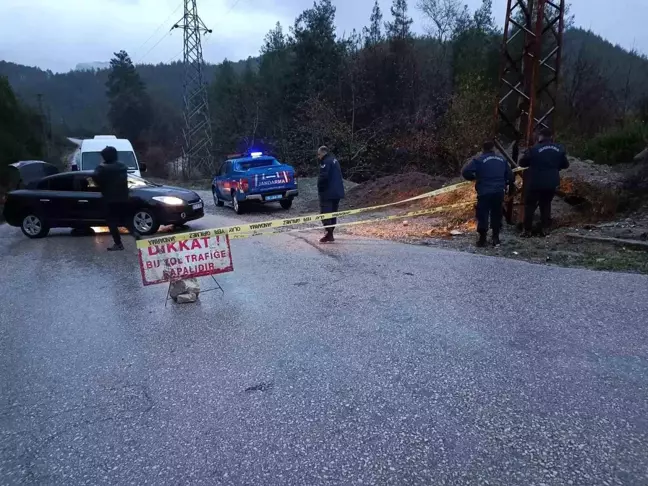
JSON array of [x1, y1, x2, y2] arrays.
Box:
[[494, 0, 566, 160], [173, 0, 213, 179]]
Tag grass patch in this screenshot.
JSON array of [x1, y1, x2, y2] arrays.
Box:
[[582, 122, 648, 165]]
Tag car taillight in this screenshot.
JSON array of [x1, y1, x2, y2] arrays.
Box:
[[239, 178, 249, 192]]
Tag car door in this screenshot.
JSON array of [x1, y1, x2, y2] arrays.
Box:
[[37, 174, 79, 224], [40, 174, 102, 225], [215, 161, 232, 201], [72, 175, 104, 223]]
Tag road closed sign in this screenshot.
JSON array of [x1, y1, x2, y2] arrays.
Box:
[[137, 231, 234, 286]]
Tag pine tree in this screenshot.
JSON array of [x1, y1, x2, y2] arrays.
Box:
[[106, 50, 152, 147], [385, 0, 413, 41], [363, 0, 384, 48]]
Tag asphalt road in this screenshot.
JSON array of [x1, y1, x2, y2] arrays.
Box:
[[1, 200, 648, 485]]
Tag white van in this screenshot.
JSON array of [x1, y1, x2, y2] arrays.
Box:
[[71, 136, 146, 177]]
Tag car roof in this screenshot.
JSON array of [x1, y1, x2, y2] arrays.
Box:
[[229, 156, 276, 164], [43, 171, 94, 180], [80, 138, 134, 152]]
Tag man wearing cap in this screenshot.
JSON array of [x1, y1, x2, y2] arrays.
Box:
[[519, 128, 570, 237], [93, 146, 139, 251], [317, 146, 345, 243]]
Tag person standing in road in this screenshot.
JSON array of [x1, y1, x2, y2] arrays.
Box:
[[519, 128, 570, 237], [93, 146, 139, 251], [317, 146, 345, 243], [462, 141, 515, 247]]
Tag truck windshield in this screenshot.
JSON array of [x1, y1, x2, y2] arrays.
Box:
[[82, 151, 138, 170], [236, 158, 279, 171]]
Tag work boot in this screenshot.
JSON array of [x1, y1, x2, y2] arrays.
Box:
[[107, 243, 124, 251], [492, 230, 501, 247], [476, 230, 487, 248], [319, 231, 335, 244]]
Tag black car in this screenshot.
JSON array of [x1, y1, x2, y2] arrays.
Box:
[[2, 161, 204, 239]]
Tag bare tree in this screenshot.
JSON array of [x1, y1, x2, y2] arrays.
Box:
[[417, 0, 469, 43]]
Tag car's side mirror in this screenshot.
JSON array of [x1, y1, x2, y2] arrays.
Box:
[[139, 163, 147, 173]]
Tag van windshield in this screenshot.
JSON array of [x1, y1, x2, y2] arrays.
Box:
[[82, 151, 138, 170]]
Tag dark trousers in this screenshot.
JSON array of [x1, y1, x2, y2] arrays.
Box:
[[476, 193, 504, 233], [524, 189, 555, 231], [104, 201, 134, 246], [320, 199, 340, 234]]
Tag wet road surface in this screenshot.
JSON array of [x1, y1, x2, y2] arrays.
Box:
[[1, 204, 648, 485]]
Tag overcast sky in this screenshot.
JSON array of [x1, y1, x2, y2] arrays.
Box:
[[1, 0, 646, 73]]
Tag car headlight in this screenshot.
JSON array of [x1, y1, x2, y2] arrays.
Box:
[[152, 196, 185, 206]]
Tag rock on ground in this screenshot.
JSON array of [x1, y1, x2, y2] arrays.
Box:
[[169, 278, 201, 300], [175, 292, 198, 304]]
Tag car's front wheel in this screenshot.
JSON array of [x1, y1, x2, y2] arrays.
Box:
[[280, 198, 293, 210], [133, 209, 160, 236], [21, 213, 50, 239]]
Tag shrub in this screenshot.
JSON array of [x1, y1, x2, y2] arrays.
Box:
[[582, 122, 648, 165]]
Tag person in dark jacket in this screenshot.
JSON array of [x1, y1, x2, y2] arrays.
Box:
[[317, 146, 345, 243], [93, 146, 138, 251], [462, 141, 515, 247], [519, 128, 570, 236]]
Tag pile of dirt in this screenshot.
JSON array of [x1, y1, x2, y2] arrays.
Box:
[[344, 172, 450, 209], [558, 157, 626, 216]]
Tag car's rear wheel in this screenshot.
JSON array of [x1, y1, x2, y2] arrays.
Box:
[[232, 192, 246, 214], [213, 188, 224, 207], [133, 209, 160, 236], [280, 198, 293, 210], [21, 213, 50, 239]]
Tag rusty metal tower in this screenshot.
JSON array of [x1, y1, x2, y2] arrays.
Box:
[[173, 0, 214, 179], [494, 0, 566, 161]]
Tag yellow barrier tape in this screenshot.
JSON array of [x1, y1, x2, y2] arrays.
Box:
[[227, 201, 475, 240], [137, 167, 523, 248]]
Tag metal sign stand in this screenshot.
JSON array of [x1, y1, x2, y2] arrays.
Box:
[[164, 275, 225, 307]]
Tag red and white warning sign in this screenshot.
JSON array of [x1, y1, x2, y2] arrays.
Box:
[[137, 231, 234, 286]]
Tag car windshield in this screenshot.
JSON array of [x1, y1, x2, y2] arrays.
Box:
[[236, 158, 279, 171], [82, 151, 138, 170], [127, 174, 159, 188]]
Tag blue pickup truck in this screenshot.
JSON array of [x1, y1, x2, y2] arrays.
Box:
[[212, 152, 298, 214]]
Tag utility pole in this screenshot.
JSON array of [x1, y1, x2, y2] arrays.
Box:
[[493, 0, 566, 223], [172, 0, 214, 180]]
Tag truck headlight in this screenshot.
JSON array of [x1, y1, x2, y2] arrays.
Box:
[[152, 196, 184, 206]]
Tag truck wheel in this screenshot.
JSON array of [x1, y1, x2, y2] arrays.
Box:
[[21, 213, 50, 239], [280, 199, 293, 210], [213, 188, 224, 207], [232, 192, 246, 214]]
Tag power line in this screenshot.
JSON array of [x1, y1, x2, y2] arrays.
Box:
[[136, 31, 174, 64], [133, 2, 183, 62]]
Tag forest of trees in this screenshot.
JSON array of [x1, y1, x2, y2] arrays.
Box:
[[0, 77, 73, 192], [1, 0, 647, 181]]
